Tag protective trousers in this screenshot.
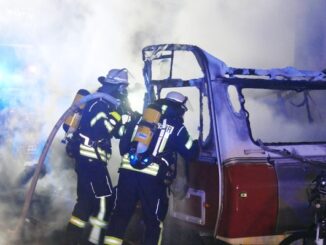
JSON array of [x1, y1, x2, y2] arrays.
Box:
[[65, 156, 114, 245], [105, 169, 169, 245]]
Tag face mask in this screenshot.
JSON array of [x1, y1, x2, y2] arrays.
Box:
[[118, 84, 128, 96]]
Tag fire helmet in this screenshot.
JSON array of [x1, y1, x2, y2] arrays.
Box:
[[98, 68, 129, 86], [165, 91, 188, 113], [165, 91, 187, 105]]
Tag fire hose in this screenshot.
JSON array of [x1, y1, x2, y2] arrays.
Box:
[[13, 92, 120, 240]]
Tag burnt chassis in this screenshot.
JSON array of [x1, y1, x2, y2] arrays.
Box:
[[142, 44, 326, 244]]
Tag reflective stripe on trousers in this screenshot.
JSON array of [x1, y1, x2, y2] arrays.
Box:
[[89, 197, 108, 244], [104, 236, 123, 245], [69, 215, 87, 228]]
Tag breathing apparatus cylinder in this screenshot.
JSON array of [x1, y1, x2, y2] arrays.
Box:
[[133, 106, 161, 154], [63, 89, 90, 135]]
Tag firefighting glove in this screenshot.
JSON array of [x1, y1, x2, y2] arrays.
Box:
[[65, 137, 79, 158]]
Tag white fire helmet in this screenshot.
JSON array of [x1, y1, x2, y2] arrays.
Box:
[[98, 68, 129, 85], [165, 91, 188, 105]]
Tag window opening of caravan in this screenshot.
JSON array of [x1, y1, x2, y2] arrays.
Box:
[[149, 50, 204, 81], [241, 88, 326, 144], [227, 85, 242, 114], [144, 48, 212, 149]]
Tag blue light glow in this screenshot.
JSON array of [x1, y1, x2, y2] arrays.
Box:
[[0, 46, 24, 88], [0, 46, 26, 111]]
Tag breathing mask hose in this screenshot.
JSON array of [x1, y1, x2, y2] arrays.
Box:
[[13, 92, 120, 241]]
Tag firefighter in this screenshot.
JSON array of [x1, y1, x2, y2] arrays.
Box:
[[104, 91, 199, 245], [64, 68, 132, 245]]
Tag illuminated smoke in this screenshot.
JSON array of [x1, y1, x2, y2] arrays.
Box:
[[0, 0, 325, 243]]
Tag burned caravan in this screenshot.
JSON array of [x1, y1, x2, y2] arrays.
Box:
[[141, 44, 326, 244]]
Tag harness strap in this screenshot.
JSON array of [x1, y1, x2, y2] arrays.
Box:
[[79, 133, 111, 162]]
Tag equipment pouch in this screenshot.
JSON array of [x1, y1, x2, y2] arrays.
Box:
[[89, 170, 112, 197]]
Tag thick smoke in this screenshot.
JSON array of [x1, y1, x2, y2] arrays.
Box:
[[0, 0, 325, 243]]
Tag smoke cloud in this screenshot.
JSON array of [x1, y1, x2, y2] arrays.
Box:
[[0, 0, 325, 243]]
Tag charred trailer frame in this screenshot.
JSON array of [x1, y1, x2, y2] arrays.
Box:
[[141, 44, 326, 244]]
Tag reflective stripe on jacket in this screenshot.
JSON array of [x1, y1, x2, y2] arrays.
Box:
[[79, 144, 111, 163], [120, 154, 160, 176]]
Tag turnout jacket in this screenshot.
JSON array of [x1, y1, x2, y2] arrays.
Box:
[[76, 98, 122, 164], [119, 99, 199, 176]]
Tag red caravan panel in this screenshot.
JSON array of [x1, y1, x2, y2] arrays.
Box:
[[171, 161, 219, 230], [218, 162, 278, 238]]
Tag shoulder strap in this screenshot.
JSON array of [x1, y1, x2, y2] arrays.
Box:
[[152, 119, 174, 156]]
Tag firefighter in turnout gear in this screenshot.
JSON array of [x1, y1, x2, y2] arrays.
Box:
[[104, 91, 199, 245], [64, 68, 132, 245]]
